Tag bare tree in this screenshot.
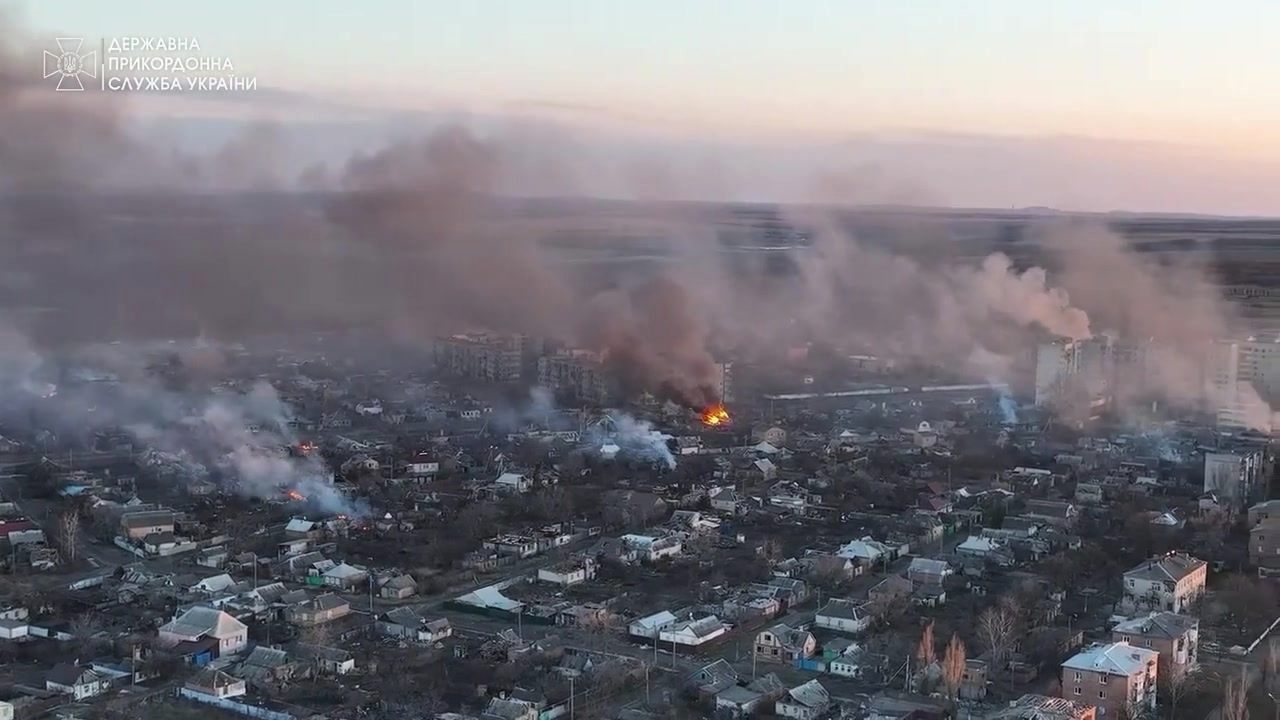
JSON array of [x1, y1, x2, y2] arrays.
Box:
[[58, 511, 80, 563], [977, 600, 1020, 673], [917, 621, 937, 669], [941, 633, 967, 709], [807, 555, 850, 591], [1163, 664, 1204, 720], [1265, 637, 1280, 720], [1221, 667, 1253, 720], [578, 609, 622, 649], [298, 621, 335, 648], [71, 613, 106, 655]]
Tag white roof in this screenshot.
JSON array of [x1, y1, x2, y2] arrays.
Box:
[[323, 563, 365, 579], [620, 534, 658, 548], [753, 442, 779, 454], [160, 606, 247, 640], [754, 458, 776, 473], [907, 557, 951, 575], [456, 586, 523, 612], [285, 518, 316, 533], [496, 472, 525, 485], [785, 679, 830, 708], [836, 537, 887, 560], [192, 574, 237, 594], [632, 610, 677, 631], [957, 536, 1002, 553], [1062, 642, 1158, 676]]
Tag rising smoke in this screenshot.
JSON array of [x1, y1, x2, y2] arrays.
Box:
[[0, 14, 1272, 436]]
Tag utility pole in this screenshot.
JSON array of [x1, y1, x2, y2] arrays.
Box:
[[569, 675, 575, 720]]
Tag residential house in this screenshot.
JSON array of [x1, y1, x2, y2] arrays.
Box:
[[321, 562, 368, 589], [119, 510, 175, 539], [957, 535, 1005, 558], [45, 664, 105, 701], [483, 696, 541, 720], [867, 575, 913, 606], [195, 546, 229, 569], [1119, 552, 1207, 614], [776, 679, 830, 720], [293, 643, 356, 675], [0, 618, 29, 640], [284, 518, 318, 539], [406, 452, 441, 477], [236, 646, 299, 687], [907, 558, 952, 587], [751, 458, 778, 481], [184, 668, 247, 699], [629, 611, 676, 640], [814, 599, 871, 635], [960, 659, 988, 700], [484, 535, 540, 559], [286, 593, 351, 627], [157, 606, 249, 657], [495, 472, 531, 493], [620, 534, 682, 563], [377, 607, 453, 642], [709, 487, 740, 514], [919, 494, 953, 514], [1111, 613, 1199, 686], [988, 694, 1096, 720], [380, 574, 418, 599], [537, 558, 598, 587], [836, 537, 892, 568], [1023, 500, 1078, 529], [659, 616, 727, 648], [687, 658, 738, 698], [716, 686, 766, 716], [1061, 642, 1158, 719], [754, 623, 816, 665]]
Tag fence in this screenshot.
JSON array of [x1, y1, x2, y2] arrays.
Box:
[[178, 688, 297, 720]]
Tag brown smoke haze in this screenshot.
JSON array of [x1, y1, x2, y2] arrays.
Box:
[[0, 18, 1268, 424]]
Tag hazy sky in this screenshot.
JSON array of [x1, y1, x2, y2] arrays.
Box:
[[26, 1, 1280, 153]]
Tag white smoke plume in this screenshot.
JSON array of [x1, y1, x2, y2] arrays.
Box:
[[586, 411, 677, 470]]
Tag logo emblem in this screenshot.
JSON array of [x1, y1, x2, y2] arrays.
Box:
[[43, 38, 97, 91]]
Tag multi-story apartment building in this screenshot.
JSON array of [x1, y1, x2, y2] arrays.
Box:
[[1034, 338, 1081, 407], [1061, 642, 1158, 719], [1119, 553, 1207, 615], [1204, 449, 1265, 507], [1251, 517, 1280, 577], [1111, 613, 1199, 687], [1208, 336, 1280, 432], [432, 333, 524, 383], [537, 350, 616, 404]]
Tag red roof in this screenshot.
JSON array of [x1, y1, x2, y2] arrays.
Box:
[[0, 518, 37, 534]]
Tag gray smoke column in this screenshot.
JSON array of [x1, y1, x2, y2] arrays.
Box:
[[580, 275, 720, 409], [326, 126, 724, 407], [956, 253, 1091, 341], [1047, 223, 1272, 427]]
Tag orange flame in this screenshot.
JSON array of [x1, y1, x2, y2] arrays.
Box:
[[700, 404, 731, 427], [286, 490, 306, 501]]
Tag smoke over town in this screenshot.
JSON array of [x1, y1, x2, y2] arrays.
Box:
[[0, 16, 1271, 431]]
